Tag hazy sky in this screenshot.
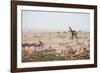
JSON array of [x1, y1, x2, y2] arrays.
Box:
[[22, 10, 90, 32]]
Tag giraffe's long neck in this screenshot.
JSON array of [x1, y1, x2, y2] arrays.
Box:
[[69, 27, 73, 32]]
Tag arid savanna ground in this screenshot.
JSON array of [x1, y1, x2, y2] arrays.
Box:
[[22, 31, 90, 62]]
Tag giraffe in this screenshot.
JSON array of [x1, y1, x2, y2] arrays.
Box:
[[69, 26, 77, 40]]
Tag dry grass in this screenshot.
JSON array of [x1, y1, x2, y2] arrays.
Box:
[[22, 31, 90, 62]]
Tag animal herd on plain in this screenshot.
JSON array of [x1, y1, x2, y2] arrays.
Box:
[[22, 26, 89, 59], [22, 26, 77, 46]]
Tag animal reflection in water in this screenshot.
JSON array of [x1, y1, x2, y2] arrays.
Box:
[[22, 41, 45, 52]]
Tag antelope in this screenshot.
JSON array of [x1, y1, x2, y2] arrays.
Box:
[[32, 41, 44, 48], [32, 41, 45, 52], [22, 41, 45, 52], [22, 43, 33, 48]]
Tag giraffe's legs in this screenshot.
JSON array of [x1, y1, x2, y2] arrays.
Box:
[[72, 32, 74, 40], [71, 32, 78, 40]]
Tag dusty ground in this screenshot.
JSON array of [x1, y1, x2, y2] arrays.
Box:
[[22, 31, 90, 62]]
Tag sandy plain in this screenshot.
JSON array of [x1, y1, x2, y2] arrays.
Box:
[[22, 31, 90, 62]]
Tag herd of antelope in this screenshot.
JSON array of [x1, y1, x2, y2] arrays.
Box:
[[22, 26, 89, 61]]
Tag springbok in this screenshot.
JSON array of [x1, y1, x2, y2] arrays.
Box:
[[22, 43, 33, 48], [32, 41, 45, 52], [22, 41, 45, 52]]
